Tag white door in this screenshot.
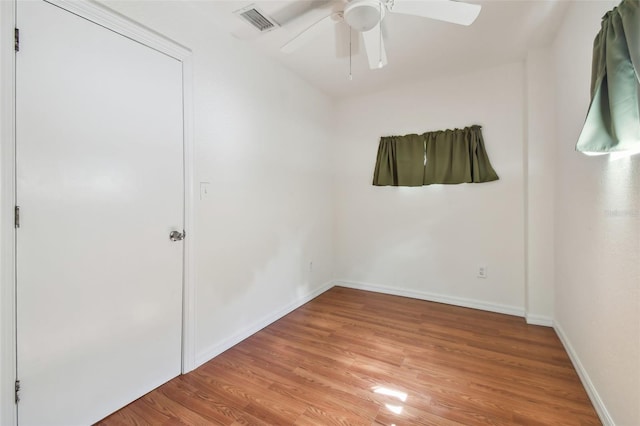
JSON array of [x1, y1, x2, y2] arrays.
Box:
[[16, 1, 185, 424]]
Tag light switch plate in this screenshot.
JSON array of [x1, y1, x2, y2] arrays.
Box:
[[199, 182, 210, 200]]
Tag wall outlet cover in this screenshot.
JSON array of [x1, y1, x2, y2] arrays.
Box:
[[478, 265, 487, 278]]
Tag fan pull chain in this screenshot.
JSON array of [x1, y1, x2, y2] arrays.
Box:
[[349, 26, 353, 81]]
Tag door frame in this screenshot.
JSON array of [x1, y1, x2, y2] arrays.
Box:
[[0, 1, 196, 424]]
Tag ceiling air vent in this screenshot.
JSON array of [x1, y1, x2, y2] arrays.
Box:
[[235, 5, 279, 33]]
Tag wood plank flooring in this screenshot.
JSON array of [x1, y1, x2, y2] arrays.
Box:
[[98, 287, 600, 425]]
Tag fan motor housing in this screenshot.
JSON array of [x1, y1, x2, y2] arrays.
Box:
[[344, 0, 385, 32]]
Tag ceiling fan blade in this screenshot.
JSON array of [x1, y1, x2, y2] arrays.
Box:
[[271, 0, 333, 27], [281, 13, 335, 53], [361, 24, 388, 69], [390, 0, 481, 26]]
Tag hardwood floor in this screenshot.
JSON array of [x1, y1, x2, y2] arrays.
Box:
[[98, 287, 600, 425]]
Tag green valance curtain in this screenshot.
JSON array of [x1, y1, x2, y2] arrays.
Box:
[[372, 125, 499, 187], [576, 0, 640, 153]]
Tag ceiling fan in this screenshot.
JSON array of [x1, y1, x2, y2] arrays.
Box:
[[281, 0, 481, 70]]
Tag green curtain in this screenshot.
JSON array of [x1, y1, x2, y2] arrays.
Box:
[[372, 135, 425, 186], [372, 125, 499, 186], [576, 0, 640, 153]]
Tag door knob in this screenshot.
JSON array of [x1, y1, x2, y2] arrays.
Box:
[[169, 230, 185, 241]]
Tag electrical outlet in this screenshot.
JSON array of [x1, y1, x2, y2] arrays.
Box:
[[477, 265, 487, 279]]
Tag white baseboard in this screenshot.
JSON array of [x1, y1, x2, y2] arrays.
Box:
[[334, 280, 524, 317], [525, 313, 554, 327], [194, 280, 334, 368], [554, 322, 613, 426]]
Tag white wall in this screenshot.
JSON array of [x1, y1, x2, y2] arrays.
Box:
[[553, 1, 640, 425], [525, 48, 556, 324], [100, 1, 335, 366], [333, 62, 526, 315]]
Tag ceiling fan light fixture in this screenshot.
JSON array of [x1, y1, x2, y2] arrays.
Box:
[[344, 0, 384, 32]]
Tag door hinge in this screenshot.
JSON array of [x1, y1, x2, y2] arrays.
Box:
[[14, 28, 19, 52], [15, 380, 20, 404], [14, 206, 20, 228]]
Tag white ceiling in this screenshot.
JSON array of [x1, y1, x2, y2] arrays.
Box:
[[195, 0, 570, 99], [102, 0, 571, 99]]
